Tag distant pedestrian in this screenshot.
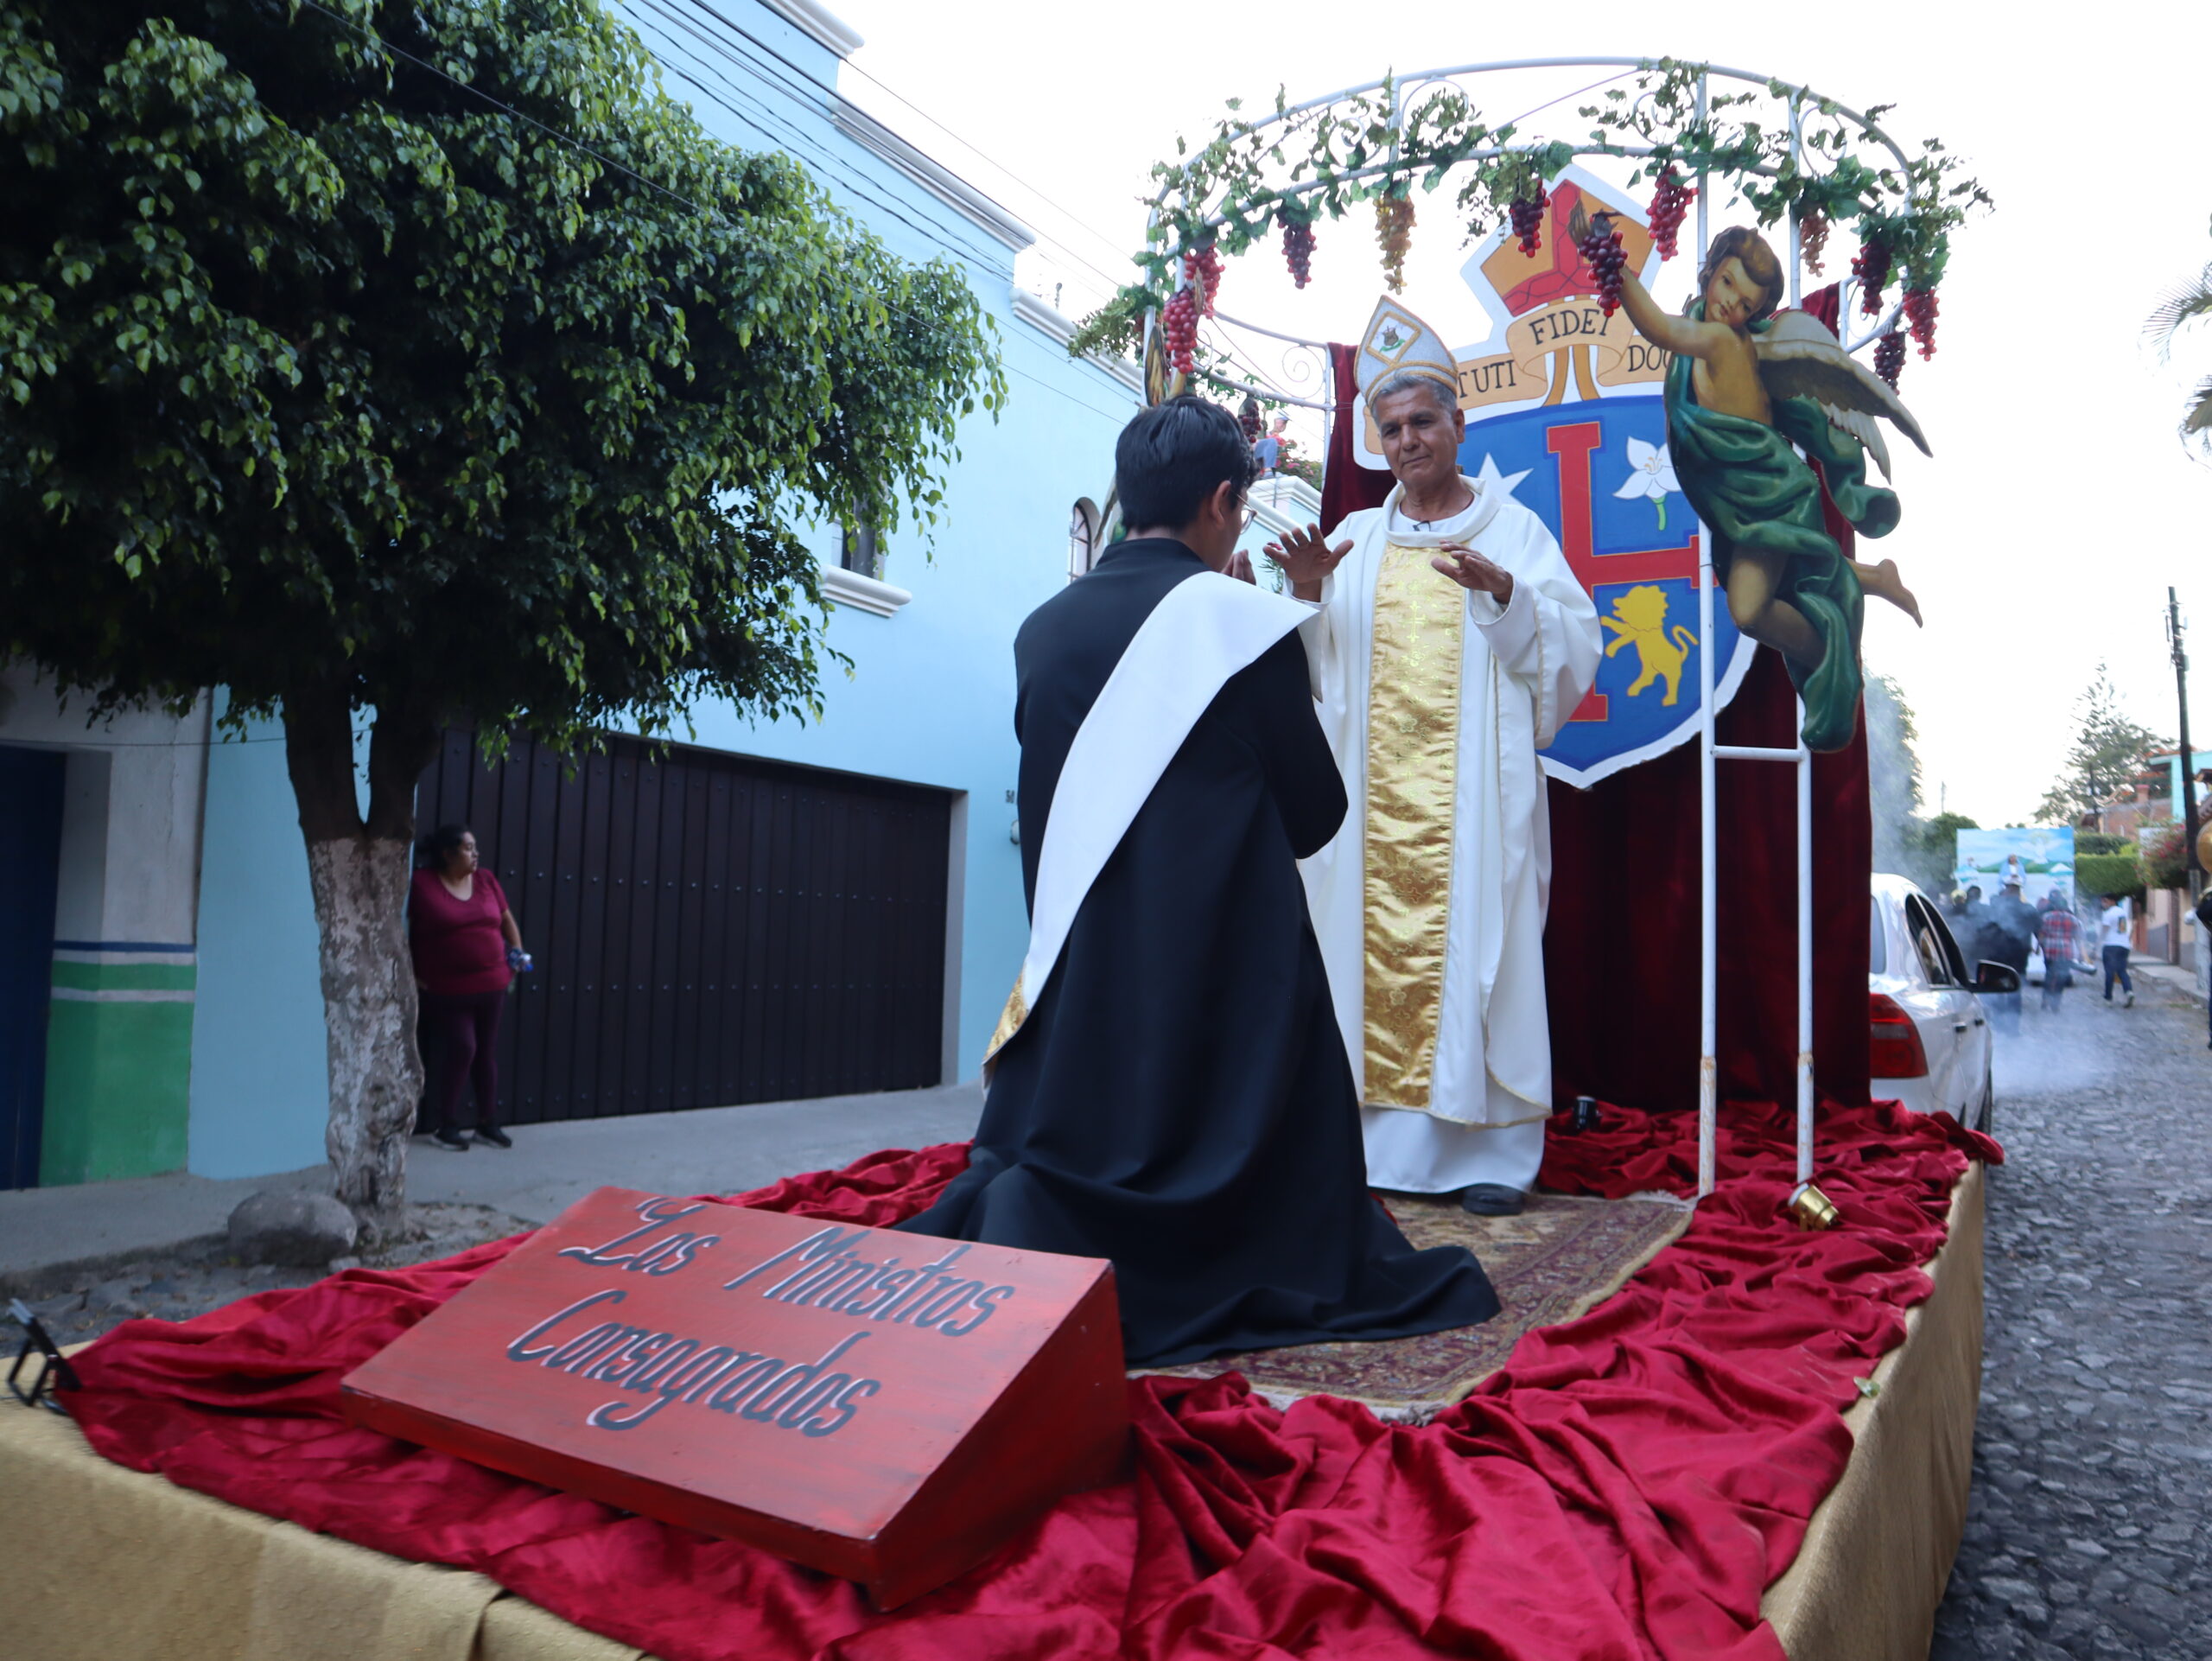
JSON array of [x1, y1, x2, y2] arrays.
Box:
[[2098, 893, 2134, 1008], [2036, 895, 2082, 1013], [1960, 884, 1992, 964], [2196, 887, 2212, 1048], [410, 824, 526, 1150], [1985, 881, 2036, 1034], [1251, 414, 1281, 474]]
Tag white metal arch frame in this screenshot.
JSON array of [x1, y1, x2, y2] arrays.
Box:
[[1145, 58, 1924, 362], [1135, 60, 1925, 1195]]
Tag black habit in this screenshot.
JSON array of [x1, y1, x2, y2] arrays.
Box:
[[898, 538, 1499, 1366]]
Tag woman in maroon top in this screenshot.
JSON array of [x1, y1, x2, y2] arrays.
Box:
[[410, 824, 526, 1150]]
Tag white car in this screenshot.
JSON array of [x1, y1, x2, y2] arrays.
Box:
[[1869, 873, 2010, 1132]]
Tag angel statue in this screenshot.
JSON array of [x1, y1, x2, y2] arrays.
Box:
[[1607, 219, 1929, 752]]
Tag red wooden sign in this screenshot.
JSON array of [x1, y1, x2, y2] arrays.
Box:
[[340, 1187, 1128, 1607]]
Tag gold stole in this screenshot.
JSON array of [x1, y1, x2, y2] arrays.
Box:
[[1362, 542, 1465, 1107]]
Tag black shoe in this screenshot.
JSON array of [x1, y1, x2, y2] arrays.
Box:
[[476, 1124, 512, 1149], [431, 1129, 470, 1151], [1459, 1183, 1526, 1217]]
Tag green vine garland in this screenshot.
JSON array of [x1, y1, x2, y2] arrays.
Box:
[[1071, 59, 1990, 363]]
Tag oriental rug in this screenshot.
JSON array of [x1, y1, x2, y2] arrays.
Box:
[[1137, 1188, 1692, 1418]]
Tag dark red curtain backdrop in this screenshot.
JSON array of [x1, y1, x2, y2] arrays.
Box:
[[1319, 323, 1872, 1117]]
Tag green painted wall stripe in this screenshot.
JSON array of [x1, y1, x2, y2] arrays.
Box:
[[41, 999, 193, 1185], [50, 960, 198, 993]]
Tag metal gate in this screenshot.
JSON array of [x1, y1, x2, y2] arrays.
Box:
[[0, 747, 65, 1187], [415, 730, 951, 1123]]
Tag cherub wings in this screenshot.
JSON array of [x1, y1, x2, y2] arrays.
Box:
[[1755, 312, 1931, 480]]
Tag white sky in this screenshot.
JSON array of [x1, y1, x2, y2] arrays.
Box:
[[821, 0, 2212, 827]]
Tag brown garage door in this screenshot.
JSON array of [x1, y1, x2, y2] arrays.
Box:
[[416, 729, 951, 1123]]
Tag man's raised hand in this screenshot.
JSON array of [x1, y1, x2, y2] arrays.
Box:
[[1430, 543, 1515, 607], [1263, 522, 1352, 601]]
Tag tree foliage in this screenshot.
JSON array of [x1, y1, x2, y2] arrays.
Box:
[[1863, 671, 1923, 877], [2034, 665, 2169, 829], [0, 0, 1002, 1218], [2073, 852, 2143, 905], [1863, 673, 1978, 897], [1909, 811, 1978, 901], [1, 0, 1001, 748], [2143, 820, 2190, 892], [2144, 213, 2212, 461]]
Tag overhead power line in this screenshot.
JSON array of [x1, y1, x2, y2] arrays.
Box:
[[652, 0, 1133, 296]]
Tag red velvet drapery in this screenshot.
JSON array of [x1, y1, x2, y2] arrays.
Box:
[[1318, 319, 1872, 1117], [66, 1103, 1996, 1661]]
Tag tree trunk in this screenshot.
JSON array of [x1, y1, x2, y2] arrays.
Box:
[[302, 832, 419, 1228], [283, 687, 440, 1232]]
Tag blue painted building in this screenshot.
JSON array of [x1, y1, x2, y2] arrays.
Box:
[[1, 0, 1141, 1187]]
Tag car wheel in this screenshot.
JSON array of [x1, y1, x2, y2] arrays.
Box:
[[1976, 1070, 1995, 1136]]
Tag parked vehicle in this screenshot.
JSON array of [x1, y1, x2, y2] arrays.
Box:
[[1869, 873, 2015, 1133]]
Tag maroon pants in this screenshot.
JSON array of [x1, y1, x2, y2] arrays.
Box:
[[419, 989, 505, 1134]]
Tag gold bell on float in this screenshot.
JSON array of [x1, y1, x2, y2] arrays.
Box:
[[1787, 1181, 1840, 1231]]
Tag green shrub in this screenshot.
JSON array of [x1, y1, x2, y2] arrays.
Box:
[[2074, 852, 2144, 902]]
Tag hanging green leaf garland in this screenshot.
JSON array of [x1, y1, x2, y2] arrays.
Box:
[[1071, 59, 1989, 372]]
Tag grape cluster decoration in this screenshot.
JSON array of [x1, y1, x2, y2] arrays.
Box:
[[1375, 196, 1416, 293], [1183, 245, 1224, 315], [1873, 329, 1906, 390], [1902, 287, 1939, 360], [1852, 240, 1892, 317], [1579, 214, 1630, 317], [1797, 207, 1830, 277], [1644, 165, 1696, 260], [1508, 184, 1548, 257], [1158, 289, 1198, 374], [1279, 208, 1316, 289]]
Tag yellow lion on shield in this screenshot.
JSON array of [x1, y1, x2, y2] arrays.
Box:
[[1600, 584, 1698, 707]]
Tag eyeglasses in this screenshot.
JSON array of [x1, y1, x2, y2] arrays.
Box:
[[7, 1299, 80, 1414]]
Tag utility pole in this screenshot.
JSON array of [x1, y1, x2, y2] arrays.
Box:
[[2171, 587, 2200, 896]]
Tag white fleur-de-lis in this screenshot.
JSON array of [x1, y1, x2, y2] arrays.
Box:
[[1612, 436, 1681, 531]]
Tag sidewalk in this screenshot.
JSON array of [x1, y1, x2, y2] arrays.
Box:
[[2128, 958, 2198, 995], [0, 1081, 982, 1289]]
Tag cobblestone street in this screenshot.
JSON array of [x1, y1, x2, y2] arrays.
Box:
[[1934, 965, 2212, 1660]]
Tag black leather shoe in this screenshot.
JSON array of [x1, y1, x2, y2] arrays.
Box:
[[476, 1124, 513, 1149], [1459, 1183, 1526, 1217], [431, 1129, 469, 1152]]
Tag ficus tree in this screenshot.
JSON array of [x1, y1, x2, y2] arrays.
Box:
[[0, 0, 1001, 1225], [2035, 665, 2169, 832]]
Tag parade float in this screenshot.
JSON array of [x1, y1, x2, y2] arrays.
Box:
[[3, 59, 1998, 1661], [1076, 53, 1991, 1196]]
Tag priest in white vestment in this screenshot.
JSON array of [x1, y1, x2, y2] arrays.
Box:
[[1266, 300, 1600, 1215]]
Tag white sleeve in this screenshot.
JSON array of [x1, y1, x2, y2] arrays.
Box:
[[1294, 594, 1329, 702], [1467, 519, 1601, 749]]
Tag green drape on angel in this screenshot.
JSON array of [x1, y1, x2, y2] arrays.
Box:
[[1663, 314, 1898, 752]]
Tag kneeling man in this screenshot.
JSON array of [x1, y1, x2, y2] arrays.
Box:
[[899, 396, 1497, 1367]]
